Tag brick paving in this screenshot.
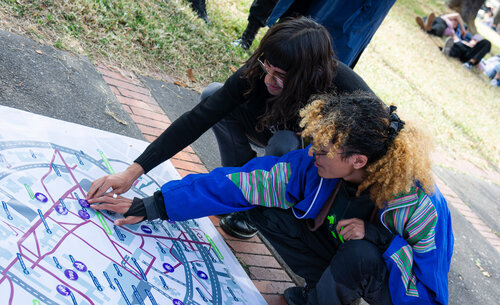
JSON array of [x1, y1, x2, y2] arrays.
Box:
[[97, 63, 500, 304]]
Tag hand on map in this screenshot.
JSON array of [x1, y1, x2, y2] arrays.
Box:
[[90, 193, 145, 226], [336, 218, 365, 241], [87, 163, 145, 200]]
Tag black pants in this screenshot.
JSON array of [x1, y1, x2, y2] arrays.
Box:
[[247, 207, 393, 305], [425, 16, 447, 37], [248, 0, 278, 27], [449, 39, 492, 63]]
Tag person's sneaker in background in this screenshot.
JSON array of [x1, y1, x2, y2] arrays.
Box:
[[425, 13, 435, 31], [442, 37, 454, 56], [490, 78, 500, 87], [463, 62, 473, 70], [231, 21, 260, 50], [416, 16, 426, 30]]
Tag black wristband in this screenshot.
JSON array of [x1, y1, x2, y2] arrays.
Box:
[[124, 197, 147, 218]]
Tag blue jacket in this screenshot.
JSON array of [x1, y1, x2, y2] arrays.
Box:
[[267, 0, 396, 67], [161, 148, 454, 304]]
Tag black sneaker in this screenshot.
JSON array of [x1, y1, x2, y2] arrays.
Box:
[[232, 20, 260, 50], [187, 0, 209, 23], [220, 212, 258, 239], [284, 286, 309, 305]]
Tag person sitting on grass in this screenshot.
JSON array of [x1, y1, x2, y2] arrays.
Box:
[[482, 55, 500, 87], [442, 33, 492, 70], [90, 91, 454, 305], [416, 12, 467, 39]]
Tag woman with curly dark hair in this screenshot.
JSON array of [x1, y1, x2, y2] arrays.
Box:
[[91, 91, 454, 304], [87, 17, 373, 239]]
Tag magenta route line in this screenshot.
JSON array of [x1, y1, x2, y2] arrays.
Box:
[[86, 219, 133, 255], [20, 245, 39, 259], [33, 230, 41, 257], [6, 275, 13, 305], [30, 219, 91, 267], [0, 258, 18, 285], [54, 149, 87, 198], [192, 271, 213, 298], [86, 221, 141, 278], [61, 219, 141, 280], [22, 255, 95, 305], [1, 220, 23, 236]]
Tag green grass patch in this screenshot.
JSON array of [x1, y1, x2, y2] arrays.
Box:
[[0, 0, 255, 85]]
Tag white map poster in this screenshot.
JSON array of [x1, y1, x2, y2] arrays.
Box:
[[0, 106, 267, 305]]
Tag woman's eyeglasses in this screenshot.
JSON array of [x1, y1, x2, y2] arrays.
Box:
[[258, 58, 285, 88], [312, 149, 359, 158]]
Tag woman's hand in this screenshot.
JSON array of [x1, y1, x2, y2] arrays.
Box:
[[90, 193, 144, 226], [336, 218, 365, 241], [86, 163, 144, 200]]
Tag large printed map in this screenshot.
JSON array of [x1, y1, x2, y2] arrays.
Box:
[[0, 106, 266, 305]]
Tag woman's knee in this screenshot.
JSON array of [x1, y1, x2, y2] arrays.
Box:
[[200, 82, 223, 101], [265, 130, 300, 157]]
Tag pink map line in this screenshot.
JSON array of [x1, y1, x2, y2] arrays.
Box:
[[20, 245, 38, 259], [56, 216, 141, 281], [30, 219, 91, 268], [33, 231, 41, 257], [39, 149, 140, 276], [53, 149, 87, 200], [0, 161, 137, 294], [21, 254, 95, 305], [192, 270, 214, 299], [6, 275, 13, 305], [1, 220, 23, 236], [12, 149, 79, 270]]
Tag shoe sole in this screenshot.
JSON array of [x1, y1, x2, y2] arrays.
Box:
[[442, 38, 454, 56], [416, 16, 425, 31], [425, 13, 436, 32], [219, 217, 258, 239]]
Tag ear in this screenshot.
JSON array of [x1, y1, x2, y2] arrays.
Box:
[[350, 154, 368, 170]]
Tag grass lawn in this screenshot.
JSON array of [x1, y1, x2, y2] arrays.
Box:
[[0, 0, 499, 172]]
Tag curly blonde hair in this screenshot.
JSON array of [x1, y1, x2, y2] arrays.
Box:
[[299, 92, 434, 208]]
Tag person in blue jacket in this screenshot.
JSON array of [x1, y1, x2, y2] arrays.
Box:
[[91, 92, 454, 304], [266, 0, 397, 68]]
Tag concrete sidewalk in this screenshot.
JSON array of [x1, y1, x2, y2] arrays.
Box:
[[1, 29, 499, 304]]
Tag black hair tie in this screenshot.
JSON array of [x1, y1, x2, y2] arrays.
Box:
[[388, 105, 405, 144]]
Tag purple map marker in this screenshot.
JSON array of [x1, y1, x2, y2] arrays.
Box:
[[78, 209, 90, 220], [73, 261, 87, 272], [34, 192, 48, 203], [78, 199, 90, 208], [173, 299, 184, 305], [64, 269, 78, 281], [197, 270, 208, 280], [56, 284, 71, 296], [55, 205, 68, 215], [141, 225, 152, 234], [163, 263, 174, 273]]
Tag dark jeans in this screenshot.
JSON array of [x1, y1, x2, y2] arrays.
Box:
[[248, 0, 278, 27], [449, 39, 492, 63], [425, 16, 447, 37], [247, 207, 393, 305], [202, 82, 300, 167]]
